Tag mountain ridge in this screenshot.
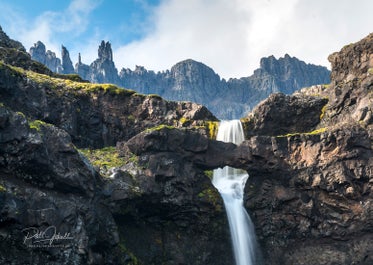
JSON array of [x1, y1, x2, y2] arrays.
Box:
[[29, 40, 330, 119]]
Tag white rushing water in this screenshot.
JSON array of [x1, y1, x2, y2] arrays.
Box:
[[212, 120, 257, 265]]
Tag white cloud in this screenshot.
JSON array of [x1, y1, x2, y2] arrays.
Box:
[[0, 0, 101, 63], [115, 0, 373, 79], [2, 0, 372, 78]]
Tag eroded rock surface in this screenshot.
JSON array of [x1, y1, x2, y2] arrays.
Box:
[[0, 61, 217, 148]]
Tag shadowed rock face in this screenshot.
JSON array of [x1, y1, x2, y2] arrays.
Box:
[[245, 125, 372, 265], [0, 105, 123, 264], [0, 27, 228, 264]]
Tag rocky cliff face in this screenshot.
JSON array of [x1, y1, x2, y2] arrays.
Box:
[[0, 61, 217, 148], [239, 33, 373, 265], [0, 105, 124, 264], [1, 27, 223, 264], [28, 39, 330, 119]]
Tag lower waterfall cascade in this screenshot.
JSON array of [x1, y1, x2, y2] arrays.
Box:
[[212, 120, 258, 265]]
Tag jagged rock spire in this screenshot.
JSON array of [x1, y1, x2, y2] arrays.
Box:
[[98, 40, 113, 61], [61, 45, 74, 74], [30, 41, 47, 64], [75, 52, 90, 80], [88, 40, 118, 83]]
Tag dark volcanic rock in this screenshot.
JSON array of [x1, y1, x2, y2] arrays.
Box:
[[0, 106, 97, 196], [244, 124, 373, 265], [240, 33, 373, 265], [328, 33, 373, 84], [123, 127, 281, 173], [243, 93, 328, 136], [0, 106, 122, 264], [325, 33, 373, 129], [116, 128, 235, 264]]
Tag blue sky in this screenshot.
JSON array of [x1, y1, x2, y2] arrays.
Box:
[[1, 0, 373, 78]]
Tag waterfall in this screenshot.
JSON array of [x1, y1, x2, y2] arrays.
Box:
[[212, 120, 257, 265]]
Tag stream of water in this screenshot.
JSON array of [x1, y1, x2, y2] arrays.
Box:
[[212, 120, 257, 265]]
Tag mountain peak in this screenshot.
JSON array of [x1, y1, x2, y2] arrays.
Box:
[[171, 59, 219, 78], [98, 40, 113, 61]]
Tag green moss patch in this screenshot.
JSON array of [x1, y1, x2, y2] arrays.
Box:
[[4, 63, 136, 96], [198, 185, 222, 212], [79, 146, 127, 170], [0, 184, 6, 192], [204, 170, 213, 180], [29, 119, 48, 132], [205, 121, 219, 139], [319, 102, 328, 120], [145, 124, 176, 132], [277, 127, 327, 138]]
